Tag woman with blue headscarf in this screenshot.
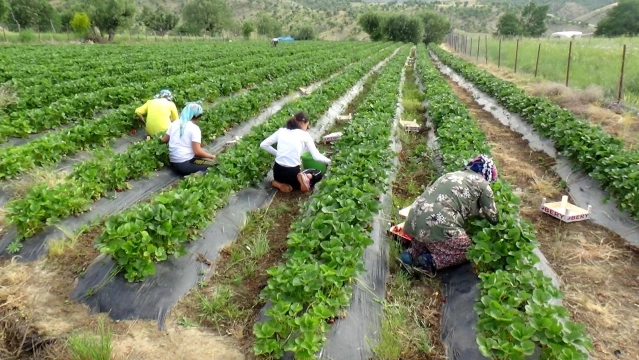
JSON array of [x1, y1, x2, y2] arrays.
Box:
[[135, 89, 179, 136], [161, 102, 216, 175], [399, 155, 499, 276]]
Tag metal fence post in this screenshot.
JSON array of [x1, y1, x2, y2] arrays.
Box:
[[485, 35, 488, 64], [470, 37, 473, 57], [618, 44, 627, 104], [514, 38, 520, 73], [535, 43, 541, 78], [498, 38, 502, 68], [566, 40, 573, 87]]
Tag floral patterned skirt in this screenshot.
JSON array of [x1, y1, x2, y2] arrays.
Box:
[[410, 230, 472, 270]]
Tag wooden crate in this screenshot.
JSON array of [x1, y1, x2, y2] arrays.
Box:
[[400, 120, 421, 132], [337, 113, 352, 122]]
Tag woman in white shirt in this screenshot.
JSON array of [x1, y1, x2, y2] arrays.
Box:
[[260, 112, 331, 193], [162, 102, 216, 175]]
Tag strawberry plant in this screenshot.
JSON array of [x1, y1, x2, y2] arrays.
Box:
[[430, 45, 639, 220], [91, 45, 400, 282], [417, 45, 591, 360], [5, 44, 390, 239], [253, 47, 410, 359]]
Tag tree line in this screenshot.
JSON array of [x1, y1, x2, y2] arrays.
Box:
[[0, 0, 317, 41], [358, 10, 451, 45]]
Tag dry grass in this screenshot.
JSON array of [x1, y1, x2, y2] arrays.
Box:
[[0, 84, 17, 108], [9, 168, 69, 199]]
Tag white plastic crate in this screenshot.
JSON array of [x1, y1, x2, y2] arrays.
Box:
[[322, 132, 343, 143], [400, 120, 421, 132], [337, 113, 352, 122], [541, 196, 591, 223]]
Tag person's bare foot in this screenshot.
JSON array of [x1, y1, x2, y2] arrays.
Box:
[[297, 173, 311, 192], [272, 180, 292, 193]]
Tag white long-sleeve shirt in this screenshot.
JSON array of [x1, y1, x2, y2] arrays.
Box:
[[260, 128, 331, 167]]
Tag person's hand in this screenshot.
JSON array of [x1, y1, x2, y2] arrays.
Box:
[[209, 154, 216, 160]]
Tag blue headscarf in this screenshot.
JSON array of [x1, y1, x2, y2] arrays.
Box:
[[154, 89, 173, 102], [463, 154, 498, 182], [179, 101, 203, 137]]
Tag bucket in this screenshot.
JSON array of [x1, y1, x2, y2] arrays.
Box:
[[301, 151, 327, 173]]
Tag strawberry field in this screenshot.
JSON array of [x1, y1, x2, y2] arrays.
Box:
[[0, 39, 636, 360]]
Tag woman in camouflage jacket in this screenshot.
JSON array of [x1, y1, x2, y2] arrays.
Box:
[[400, 155, 499, 275]]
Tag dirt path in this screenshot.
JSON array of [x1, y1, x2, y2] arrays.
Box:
[[443, 74, 639, 360], [0, 227, 247, 360]]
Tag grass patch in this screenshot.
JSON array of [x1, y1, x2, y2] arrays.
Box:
[[66, 318, 113, 360]]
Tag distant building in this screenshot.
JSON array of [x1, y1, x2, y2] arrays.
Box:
[[550, 31, 584, 38]]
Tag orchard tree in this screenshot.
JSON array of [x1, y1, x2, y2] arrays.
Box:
[[242, 21, 254, 39], [496, 11, 520, 36], [383, 14, 423, 44], [7, 0, 58, 31], [294, 24, 316, 40], [0, 0, 9, 24], [520, 1, 548, 37], [595, 0, 639, 37], [358, 12, 385, 41], [70, 11, 90, 35], [419, 10, 450, 44], [141, 6, 178, 36], [182, 0, 232, 35], [256, 14, 281, 37], [89, 0, 136, 41]]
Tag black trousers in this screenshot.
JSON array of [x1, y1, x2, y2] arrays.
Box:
[[273, 162, 323, 190], [171, 158, 216, 175]]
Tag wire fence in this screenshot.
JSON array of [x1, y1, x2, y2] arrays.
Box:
[[445, 33, 638, 107]]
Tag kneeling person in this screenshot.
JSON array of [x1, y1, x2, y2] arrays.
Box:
[[260, 112, 330, 193], [162, 102, 216, 175]]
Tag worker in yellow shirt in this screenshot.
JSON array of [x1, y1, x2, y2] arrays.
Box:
[[135, 90, 179, 136]]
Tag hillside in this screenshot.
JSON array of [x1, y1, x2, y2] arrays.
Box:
[[49, 0, 612, 39]]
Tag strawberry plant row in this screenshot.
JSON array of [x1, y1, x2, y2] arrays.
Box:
[[0, 44, 374, 181], [0, 41, 259, 84], [2, 44, 275, 114], [0, 43, 345, 141], [92, 45, 400, 283], [430, 46, 639, 220], [253, 48, 409, 359], [416, 45, 591, 360], [4, 44, 391, 243]]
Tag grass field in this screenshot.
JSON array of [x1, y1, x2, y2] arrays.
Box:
[[450, 34, 639, 106]]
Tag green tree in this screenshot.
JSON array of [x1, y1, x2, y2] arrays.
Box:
[[595, 0, 639, 37], [294, 25, 316, 40], [496, 11, 520, 36], [88, 0, 136, 41], [520, 1, 548, 37], [418, 10, 450, 44], [383, 14, 423, 44], [0, 0, 9, 23], [7, 0, 58, 31], [141, 6, 178, 36], [256, 14, 281, 37], [182, 0, 232, 35], [358, 12, 385, 41], [242, 21, 254, 39], [70, 11, 90, 35]]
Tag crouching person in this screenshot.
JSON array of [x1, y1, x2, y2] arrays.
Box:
[[400, 155, 500, 276]]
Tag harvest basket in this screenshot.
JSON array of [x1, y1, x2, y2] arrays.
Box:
[[540, 196, 591, 223], [388, 222, 413, 242]]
